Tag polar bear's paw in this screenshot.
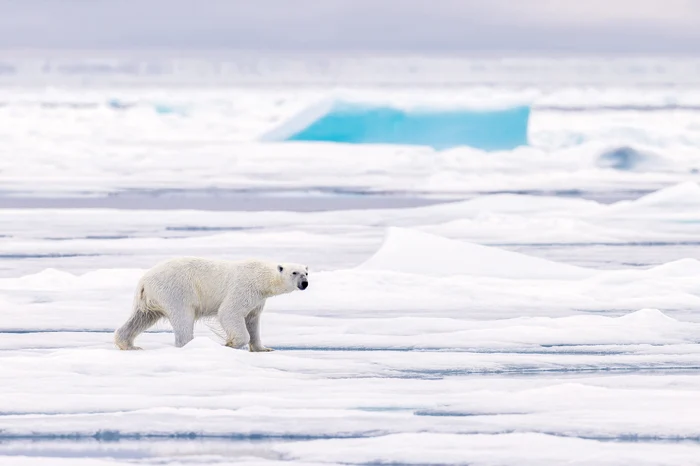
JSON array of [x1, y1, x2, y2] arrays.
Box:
[[249, 345, 274, 352], [225, 340, 247, 350], [116, 343, 143, 351]]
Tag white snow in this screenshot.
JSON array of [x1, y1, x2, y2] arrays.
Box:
[[2, 191, 700, 465], [3, 54, 700, 465]]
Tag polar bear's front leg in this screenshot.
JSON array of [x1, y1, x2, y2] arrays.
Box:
[[218, 302, 250, 349], [246, 305, 273, 352]]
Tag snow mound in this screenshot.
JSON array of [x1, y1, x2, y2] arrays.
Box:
[[358, 227, 593, 280], [606, 182, 700, 216], [8, 268, 78, 290], [616, 308, 679, 325], [630, 182, 700, 207], [644, 258, 700, 277], [0, 268, 143, 290], [181, 336, 228, 351]]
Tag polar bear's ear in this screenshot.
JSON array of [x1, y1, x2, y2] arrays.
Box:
[[278, 265, 284, 273]]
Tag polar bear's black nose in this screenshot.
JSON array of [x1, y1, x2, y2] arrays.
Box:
[[299, 280, 308, 290]]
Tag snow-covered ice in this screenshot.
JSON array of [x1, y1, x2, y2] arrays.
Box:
[[2, 186, 700, 464], [3, 53, 700, 465]]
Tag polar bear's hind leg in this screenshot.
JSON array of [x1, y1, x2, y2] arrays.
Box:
[[114, 307, 163, 350], [171, 308, 196, 348]]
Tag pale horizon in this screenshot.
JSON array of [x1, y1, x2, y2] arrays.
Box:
[[0, 0, 699, 54]]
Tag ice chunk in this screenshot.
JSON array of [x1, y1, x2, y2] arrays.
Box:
[[596, 146, 662, 171], [262, 100, 530, 151]]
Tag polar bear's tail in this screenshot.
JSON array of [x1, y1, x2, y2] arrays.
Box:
[[114, 283, 164, 350]]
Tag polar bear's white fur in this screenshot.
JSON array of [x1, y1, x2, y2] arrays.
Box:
[[114, 258, 309, 351]]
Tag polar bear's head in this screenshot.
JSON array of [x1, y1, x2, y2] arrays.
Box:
[[276, 263, 309, 293]]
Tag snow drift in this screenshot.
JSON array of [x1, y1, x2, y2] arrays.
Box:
[[358, 227, 593, 280]]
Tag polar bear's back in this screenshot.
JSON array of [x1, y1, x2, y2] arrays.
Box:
[[139, 257, 276, 315]]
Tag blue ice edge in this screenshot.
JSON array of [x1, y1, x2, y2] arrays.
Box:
[[106, 99, 185, 115], [262, 101, 530, 151]]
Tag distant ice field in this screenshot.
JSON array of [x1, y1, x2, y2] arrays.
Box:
[[2, 54, 700, 196], [2, 88, 700, 196]]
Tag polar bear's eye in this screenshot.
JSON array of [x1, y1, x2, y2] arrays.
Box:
[[292, 271, 298, 276]]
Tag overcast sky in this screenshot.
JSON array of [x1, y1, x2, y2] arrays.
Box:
[[1, 0, 699, 54]]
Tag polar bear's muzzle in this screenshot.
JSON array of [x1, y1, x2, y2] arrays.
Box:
[[298, 279, 308, 290]]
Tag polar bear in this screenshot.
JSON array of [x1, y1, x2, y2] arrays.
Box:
[[114, 258, 309, 352]]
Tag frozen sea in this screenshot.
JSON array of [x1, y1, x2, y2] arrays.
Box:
[[2, 52, 700, 465]]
